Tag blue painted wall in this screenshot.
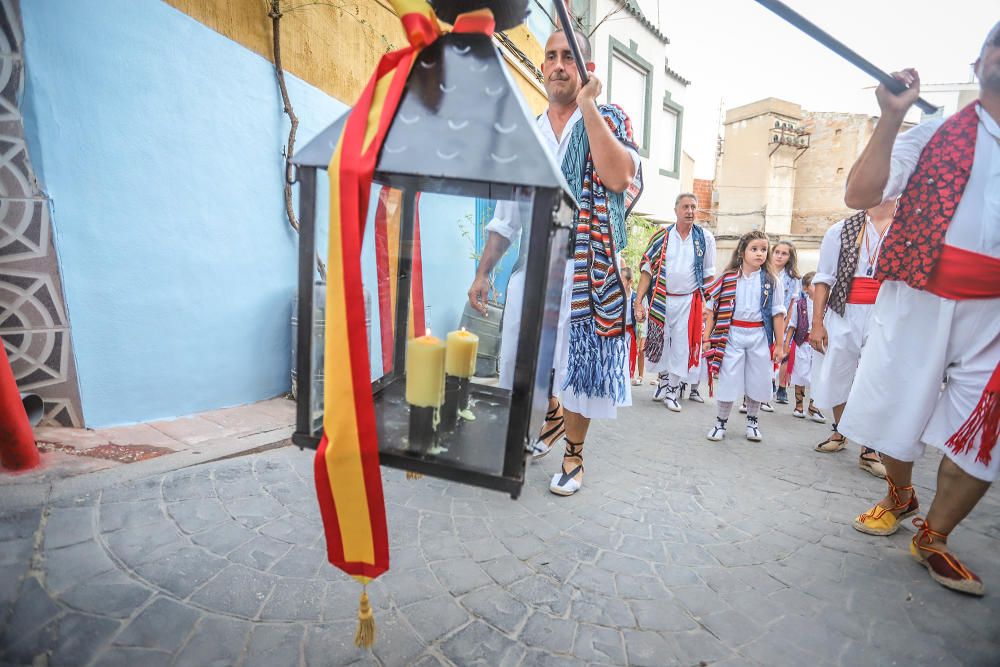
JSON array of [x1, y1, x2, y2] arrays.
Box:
[[21, 0, 348, 426], [20, 0, 483, 426]]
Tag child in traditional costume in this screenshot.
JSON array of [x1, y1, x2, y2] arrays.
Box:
[[704, 231, 786, 442], [782, 272, 824, 422], [771, 241, 801, 405]]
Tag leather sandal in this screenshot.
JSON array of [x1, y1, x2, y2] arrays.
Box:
[[549, 439, 583, 496], [910, 518, 985, 596], [529, 402, 564, 459], [853, 475, 919, 536]]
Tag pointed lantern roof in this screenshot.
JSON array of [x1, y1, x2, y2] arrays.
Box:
[[293, 31, 573, 202]]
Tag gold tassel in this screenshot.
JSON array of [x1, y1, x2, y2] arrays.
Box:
[[405, 471, 424, 480], [354, 586, 376, 648]]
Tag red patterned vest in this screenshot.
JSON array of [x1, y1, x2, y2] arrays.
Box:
[[876, 102, 979, 289]]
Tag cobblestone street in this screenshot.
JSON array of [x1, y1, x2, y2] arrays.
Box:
[[2, 385, 998, 666]]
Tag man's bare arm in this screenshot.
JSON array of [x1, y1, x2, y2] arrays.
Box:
[[467, 232, 510, 316]]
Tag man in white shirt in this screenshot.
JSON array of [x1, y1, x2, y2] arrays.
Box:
[[809, 199, 895, 478], [633, 195, 717, 411], [840, 22, 1000, 597], [467, 29, 640, 497]]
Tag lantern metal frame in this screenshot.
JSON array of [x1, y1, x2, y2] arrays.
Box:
[[290, 30, 576, 498]]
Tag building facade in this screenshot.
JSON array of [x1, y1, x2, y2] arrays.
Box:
[[2, 0, 548, 427]]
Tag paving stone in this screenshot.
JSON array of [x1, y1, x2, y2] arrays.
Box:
[[370, 610, 426, 666], [173, 614, 250, 667], [0, 536, 33, 568], [402, 595, 470, 642], [508, 575, 572, 616], [162, 471, 215, 501], [653, 561, 702, 587], [569, 563, 617, 596], [257, 514, 318, 545], [440, 620, 526, 667], [498, 533, 547, 561], [258, 576, 324, 621], [189, 564, 277, 619], [622, 629, 679, 667], [480, 554, 534, 586], [671, 584, 734, 618], [243, 623, 304, 667], [463, 537, 507, 562], [429, 558, 492, 595], [420, 534, 466, 562], [99, 500, 165, 534], [571, 590, 636, 628], [44, 506, 96, 549], [700, 608, 765, 647], [0, 508, 41, 541], [49, 612, 121, 667], [43, 539, 118, 594], [266, 544, 325, 578], [617, 535, 669, 563], [461, 584, 528, 634], [453, 517, 492, 541], [0, 577, 60, 654], [132, 545, 228, 598], [303, 622, 378, 666], [380, 567, 442, 607], [573, 623, 625, 664], [102, 519, 180, 565], [224, 494, 286, 528], [228, 534, 293, 571], [672, 628, 736, 665], [114, 596, 201, 652], [665, 542, 717, 567], [322, 579, 392, 623], [101, 477, 163, 504], [615, 573, 667, 600], [189, 521, 257, 556], [629, 597, 698, 632], [94, 647, 174, 667], [59, 570, 155, 618], [519, 612, 576, 653], [521, 649, 580, 667], [166, 498, 230, 535]]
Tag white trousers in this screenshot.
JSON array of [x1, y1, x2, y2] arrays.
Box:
[[645, 293, 700, 383], [715, 325, 773, 404], [499, 264, 630, 420], [790, 341, 813, 387], [810, 303, 875, 410], [839, 282, 1000, 482]]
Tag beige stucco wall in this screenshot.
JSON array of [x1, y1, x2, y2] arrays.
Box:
[[165, 0, 548, 113], [792, 112, 875, 235]]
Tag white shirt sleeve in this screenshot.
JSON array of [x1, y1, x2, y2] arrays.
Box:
[[788, 300, 799, 329], [882, 119, 945, 202], [771, 277, 787, 317], [626, 147, 641, 179], [813, 222, 843, 287], [484, 199, 520, 241], [703, 230, 717, 283], [640, 261, 653, 275]]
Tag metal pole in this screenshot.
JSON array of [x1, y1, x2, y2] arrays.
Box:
[[553, 0, 589, 85], [753, 0, 939, 115]]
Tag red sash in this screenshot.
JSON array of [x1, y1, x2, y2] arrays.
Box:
[[924, 245, 1000, 300], [847, 277, 881, 305], [732, 319, 764, 328], [922, 246, 1000, 467], [666, 290, 704, 371]]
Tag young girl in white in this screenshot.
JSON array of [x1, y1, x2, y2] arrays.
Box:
[[704, 231, 786, 442], [771, 241, 802, 405], [783, 272, 825, 422]]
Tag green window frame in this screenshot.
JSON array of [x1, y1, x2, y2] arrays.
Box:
[[659, 90, 684, 178], [607, 37, 652, 158]]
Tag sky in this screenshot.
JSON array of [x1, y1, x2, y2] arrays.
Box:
[[651, 0, 1000, 178]]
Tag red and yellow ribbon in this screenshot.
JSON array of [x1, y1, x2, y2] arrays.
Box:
[[312, 0, 497, 631]]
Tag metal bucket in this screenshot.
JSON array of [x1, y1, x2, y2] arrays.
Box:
[[458, 301, 502, 378], [291, 284, 370, 414]]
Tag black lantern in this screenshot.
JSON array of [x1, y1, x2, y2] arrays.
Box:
[[290, 27, 576, 498]]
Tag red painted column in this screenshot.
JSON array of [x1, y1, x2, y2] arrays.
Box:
[[0, 343, 39, 471]]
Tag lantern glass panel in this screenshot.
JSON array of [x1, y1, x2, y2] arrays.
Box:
[[306, 183, 557, 480]]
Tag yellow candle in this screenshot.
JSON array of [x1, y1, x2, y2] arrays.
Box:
[[406, 330, 446, 407], [445, 328, 479, 378]]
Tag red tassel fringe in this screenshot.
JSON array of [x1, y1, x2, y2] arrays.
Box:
[[946, 390, 999, 467]]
